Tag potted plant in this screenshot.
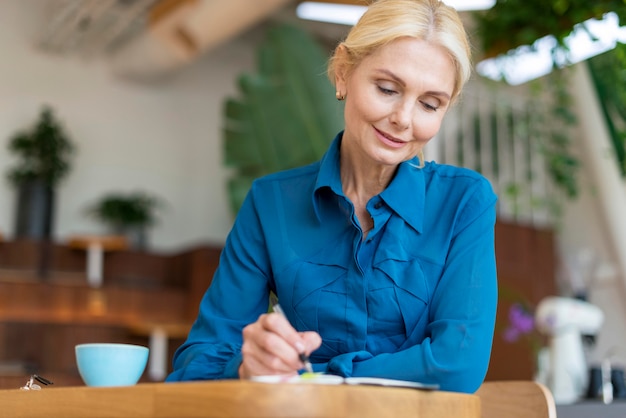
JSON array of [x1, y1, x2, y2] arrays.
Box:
[[85, 191, 164, 250], [5, 105, 75, 240]]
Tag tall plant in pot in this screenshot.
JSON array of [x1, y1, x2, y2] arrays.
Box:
[[5, 106, 75, 240]]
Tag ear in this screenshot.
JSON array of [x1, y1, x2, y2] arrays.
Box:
[[333, 44, 349, 95]]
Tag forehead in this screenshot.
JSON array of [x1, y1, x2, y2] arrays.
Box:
[[355, 37, 456, 94]]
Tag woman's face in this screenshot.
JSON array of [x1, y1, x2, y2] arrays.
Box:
[[336, 37, 456, 167]]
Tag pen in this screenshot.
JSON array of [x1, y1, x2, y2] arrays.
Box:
[[269, 294, 314, 374]]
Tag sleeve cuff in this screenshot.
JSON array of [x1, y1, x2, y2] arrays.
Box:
[[223, 352, 244, 379], [326, 351, 373, 377]]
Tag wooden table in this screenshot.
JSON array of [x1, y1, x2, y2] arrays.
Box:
[[0, 380, 480, 418]]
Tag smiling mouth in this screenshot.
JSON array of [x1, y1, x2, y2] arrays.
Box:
[[375, 127, 406, 147]]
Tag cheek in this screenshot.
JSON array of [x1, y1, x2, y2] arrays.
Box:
[[346, 95, 388, 126], [413, 114, 445, 141]]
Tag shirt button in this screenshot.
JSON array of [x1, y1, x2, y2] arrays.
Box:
[[374, 202, 383, 209]]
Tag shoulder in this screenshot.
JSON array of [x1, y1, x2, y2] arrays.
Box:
[[423, 161, 489, 183], [421, 162, 497, 223], [247, 162, 321, 208], [423, 162, 495, 198], [252, 162, 320, 188]]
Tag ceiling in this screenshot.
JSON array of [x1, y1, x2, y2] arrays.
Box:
[[34, 0, 355, 80], [34, 0, 478, 81], [38, 0, 161, 58]]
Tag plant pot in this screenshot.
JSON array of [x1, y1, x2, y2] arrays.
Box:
[[112, 225, 148, 251], [14, 179, 55, 240], [125, 226, 148, 251]]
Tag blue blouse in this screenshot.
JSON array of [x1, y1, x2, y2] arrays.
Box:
[[167, 133, 498, 393]]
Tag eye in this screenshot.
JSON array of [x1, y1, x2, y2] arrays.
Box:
[[377, 85, 396, 95], [421, 101, 439, 112]]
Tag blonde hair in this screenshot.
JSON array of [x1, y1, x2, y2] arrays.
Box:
[[327, 0, 471, 102]]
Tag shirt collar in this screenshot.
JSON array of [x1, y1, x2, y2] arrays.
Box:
[[313, 131, 425, 233], [314, 131, 344, 196], [380, 159, 424, 233]]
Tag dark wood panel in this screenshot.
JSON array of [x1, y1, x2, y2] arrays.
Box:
[[486, 220, 557, 381], [0, 239, 222, 290]]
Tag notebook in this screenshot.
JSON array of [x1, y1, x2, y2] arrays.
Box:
[[250, 373, 439, 390]]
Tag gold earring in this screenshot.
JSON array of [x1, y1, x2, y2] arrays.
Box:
[[336, 91, 345, 101]]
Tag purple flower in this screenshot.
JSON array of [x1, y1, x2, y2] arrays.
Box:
[[502, 326, 521, 343], [502, 303, 535, 342], [509, 303, 535, 333]]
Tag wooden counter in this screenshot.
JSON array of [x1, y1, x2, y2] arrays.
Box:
[[0, 380, 480, 418], [0, 278, 192, 387], [0, 241, 222, 388]]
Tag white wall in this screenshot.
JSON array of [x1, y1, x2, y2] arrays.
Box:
[[557, 153, 626, 366], [557, 64, 626, 367], [0, 0, 258, 251]]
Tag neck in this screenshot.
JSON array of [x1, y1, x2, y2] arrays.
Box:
[[340, 142, 396, 204]]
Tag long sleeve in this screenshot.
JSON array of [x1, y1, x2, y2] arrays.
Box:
[[166, 188, 272, 381], [324, 184, 498, 393]]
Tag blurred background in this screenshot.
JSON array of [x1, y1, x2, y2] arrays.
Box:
[[1, 0, 625, 404]]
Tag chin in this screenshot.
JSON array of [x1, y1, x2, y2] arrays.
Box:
[[370, 151, 408, 167]]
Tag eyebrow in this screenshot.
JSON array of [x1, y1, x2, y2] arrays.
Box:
[[375, 68, 451, 100]]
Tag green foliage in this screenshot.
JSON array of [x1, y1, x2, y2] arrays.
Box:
[[222, 24, 344, 215], [85, 192, 163, 231], [6, 106, 75, 187], [471, 2, 601, 201], [587, 43, 626, 176], [473, 1, 626, 59], [532, 70, 580, 199]]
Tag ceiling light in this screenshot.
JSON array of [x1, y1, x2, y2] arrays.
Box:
[[444, 0, 496, 11], [296, 1, 495, 26], [296, 2, 367, 26]]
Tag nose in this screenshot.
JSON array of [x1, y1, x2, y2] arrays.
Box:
[[390, 101, 411, 130]]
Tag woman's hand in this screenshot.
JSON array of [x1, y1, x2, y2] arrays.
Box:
[[238, 312, 321, 379]]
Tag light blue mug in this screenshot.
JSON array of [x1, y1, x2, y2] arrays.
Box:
[[75, 343, 149, 387]]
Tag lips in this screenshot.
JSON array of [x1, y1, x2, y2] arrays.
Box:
[[375, 127, 406, 149]]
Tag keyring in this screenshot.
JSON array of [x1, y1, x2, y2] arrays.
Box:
[[20, 374, 53, 390]]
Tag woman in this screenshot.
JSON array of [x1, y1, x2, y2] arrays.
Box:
[[167, 0, 497, 393]]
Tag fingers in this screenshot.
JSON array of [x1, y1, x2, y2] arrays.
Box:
[[240, 340, 294, 377], [263, 312, 305, 352], [300, 331, 323, 355], [240, 313, 314, 378]]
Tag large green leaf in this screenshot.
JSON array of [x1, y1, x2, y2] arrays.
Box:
[[223, 24, 344, 215]]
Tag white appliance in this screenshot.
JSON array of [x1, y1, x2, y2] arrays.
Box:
[[534, 296, 604, 404]]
